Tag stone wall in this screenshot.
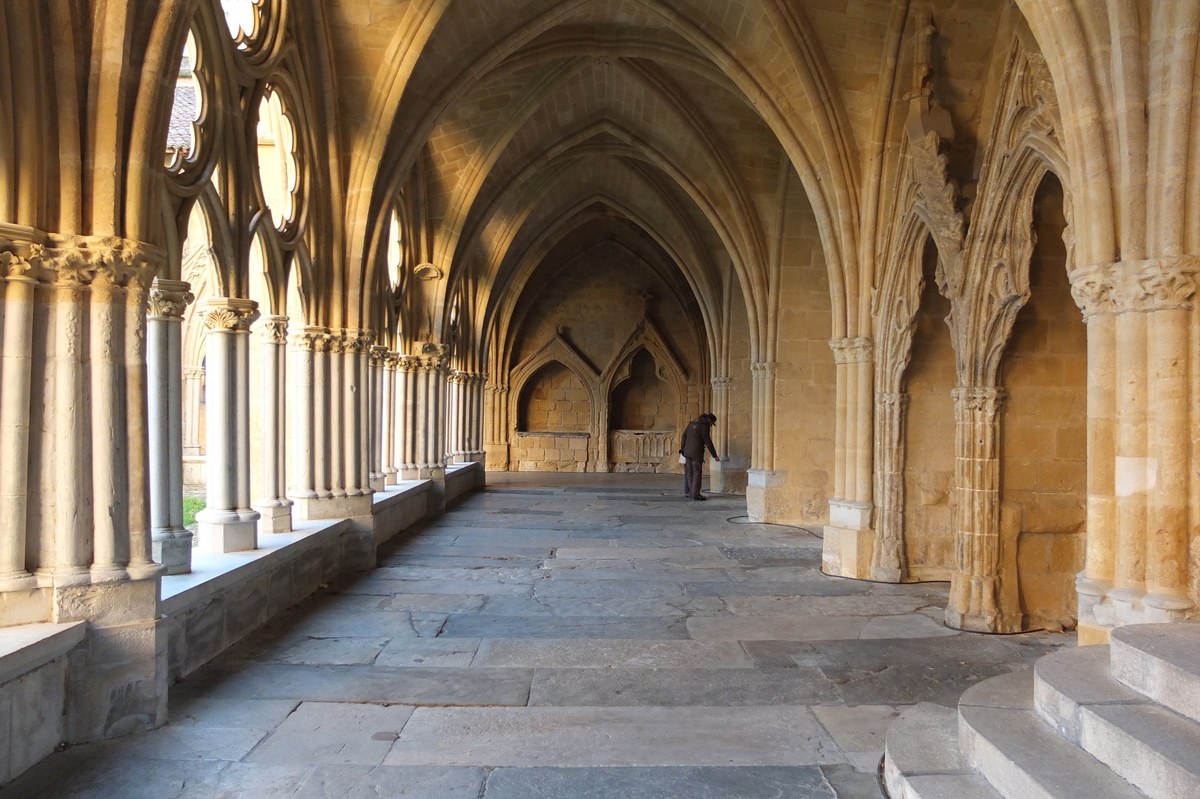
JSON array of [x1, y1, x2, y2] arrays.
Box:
[[903, 240, 956, 581], [511, 432, 591, 472], [517, 363, 591, 433], [1000, 175, 1086, 630]]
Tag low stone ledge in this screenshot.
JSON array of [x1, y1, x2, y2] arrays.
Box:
[[373, 480, 433, 547], [445, 462, 482, 503], [0, 621, 86, 686]]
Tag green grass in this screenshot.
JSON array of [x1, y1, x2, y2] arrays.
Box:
[[182, 497, 206, 527]]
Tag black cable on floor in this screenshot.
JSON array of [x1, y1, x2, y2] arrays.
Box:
[[724, 515, 823, 539]]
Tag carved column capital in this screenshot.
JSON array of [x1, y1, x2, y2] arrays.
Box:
[[711, 376, 734, 391], [750, 361, 778, 380], [830, 337, 875, 364], [875, 391, 910, 411], [258, 315, 289, 344], [198, 298, 259, 331], [1070, 256, 1200, 319], [148, 279, 195, 319], [485, 382, 510, 396], [40, 235, 164, 290], [288, 325, 330, 351], [0, 242, 47, 283], [952, 385, 1005, 422], [183, 366, 206, 380]]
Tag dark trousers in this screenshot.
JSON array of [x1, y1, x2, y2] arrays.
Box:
[[684, 457, 703, 498]]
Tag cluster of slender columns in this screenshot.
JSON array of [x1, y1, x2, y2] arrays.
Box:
[[945, 386, 1013, 632], [254, 316, 293, 533], [872, 391, 909, 582], [194, 298, 261, 552], [1069, 257, 1198, 641], [396, 346, 448, 486], [287, 327, 376, 521], [447, 370, 487, 464], [148, 280, 195, 572], [0, 233, 164, 592]]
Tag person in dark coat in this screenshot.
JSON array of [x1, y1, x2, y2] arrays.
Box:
[[679, 413, 720, 500]]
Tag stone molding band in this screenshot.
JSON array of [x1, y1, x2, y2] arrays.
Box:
[[1069, 255, 1200, 319], [830, 337, 874, 363]]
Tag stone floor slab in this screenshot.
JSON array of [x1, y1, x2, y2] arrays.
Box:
[[480, 765, 839, 799], [375, 638, 482, 667], [812, 704, 901, 753], [438, 614, 690, 639], [528, 667, 840, 707], [248, 701, 417, 766], [857, 613, 959, 639], [177, 663, 533, 706], [687, 614, 871, 641], [293, 764, 488, 799], [474, 639, 752, 669], [722, 595, 935, 617], [478, 595, 725, 618], [383, 706, 842, 767]]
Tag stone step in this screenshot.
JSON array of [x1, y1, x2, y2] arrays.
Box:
[[1034, 644, 1143, 743], [882, 702, 1002, 799], [1110, 622, 1200, 725], [960, 703, 1145, 799], [1035, 643, 1200, 799]]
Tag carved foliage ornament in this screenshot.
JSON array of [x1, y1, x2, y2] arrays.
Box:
[[259, 316, 289, 343], [829, 337, 874, 364], [43, 236, 165, 290], [149, 280, 195, 319], [199, 299, 259, 331], [1069, 257, 1200, 318]]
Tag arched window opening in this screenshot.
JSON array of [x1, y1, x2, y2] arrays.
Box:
[[222, 0, 261, 46], [256, 88, 298, 229], [165, 30, 203, 171], [387, 208, 403, 289]]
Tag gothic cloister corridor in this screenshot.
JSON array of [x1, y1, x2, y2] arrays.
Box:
[[4, 474, 1064, 798]]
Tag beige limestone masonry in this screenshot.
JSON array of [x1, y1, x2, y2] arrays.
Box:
[[5, 0, 1200, 789]]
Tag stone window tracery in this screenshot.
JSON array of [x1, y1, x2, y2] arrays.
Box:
[[256, 88, 299, 230], [165, 31, 204, 172]]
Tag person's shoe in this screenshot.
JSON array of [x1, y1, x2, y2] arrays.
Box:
[[693, 495, 707, 501]]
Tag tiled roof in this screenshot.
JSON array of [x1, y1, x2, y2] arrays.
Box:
[[166, 83, 197, 152]]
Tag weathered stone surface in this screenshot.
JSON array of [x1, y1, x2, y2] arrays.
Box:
[[475, 639, 751, 669], [528, 667, 839, 707], [384, 706, 841, 767], [294, 764, 487, 799], [481, 765, 839, 798], [248, 702, 416, 766]]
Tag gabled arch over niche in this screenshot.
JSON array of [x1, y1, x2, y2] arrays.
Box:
[[508, 332, 602, 471], [599, 315, 692, 473]]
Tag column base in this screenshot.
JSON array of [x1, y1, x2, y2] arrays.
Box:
[[1076, 579, 1195, 641], [290, 494, 373, 522], [196, 508, 260, 553], [152, 529, 194, 575], [0, 571, 38, 592], [382, 467, 399, 487], [369, 473, 386, 493], [484, 443, 509, 471], [253, 500, 293, 534], [711, 457, 748, 495], [821, 498, 875, 579], [745, 468, 786, 521]]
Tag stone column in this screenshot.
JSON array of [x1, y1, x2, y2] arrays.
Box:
[[946, 386, 1020, 632], [708, 376, 745, 494], [347, 330, 375, 497], [369, 345, 388, 491], [194, 298, 260, 553], [287, 326, 323, 512], [0, 245, 40, 590], [147, 279, 194, 573], [253, 316, 292, 533], [1070, 258, 1197, 641], [471, 373, 488, 462], [181, 366, 204, 455], [447, 370, 467, 463], [822, 338, 875, 579], [381, 352, 399, 485], [745, 362, 781, 520], [483, 381, 510, 470], [398, 345, 448, 500], [872, 391, 909, 582]]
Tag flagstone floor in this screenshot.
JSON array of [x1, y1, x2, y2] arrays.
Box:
[[7, 472, 1071, 798]]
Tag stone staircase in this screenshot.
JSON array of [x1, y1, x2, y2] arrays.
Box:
[[883, 623, 1200, 799]]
